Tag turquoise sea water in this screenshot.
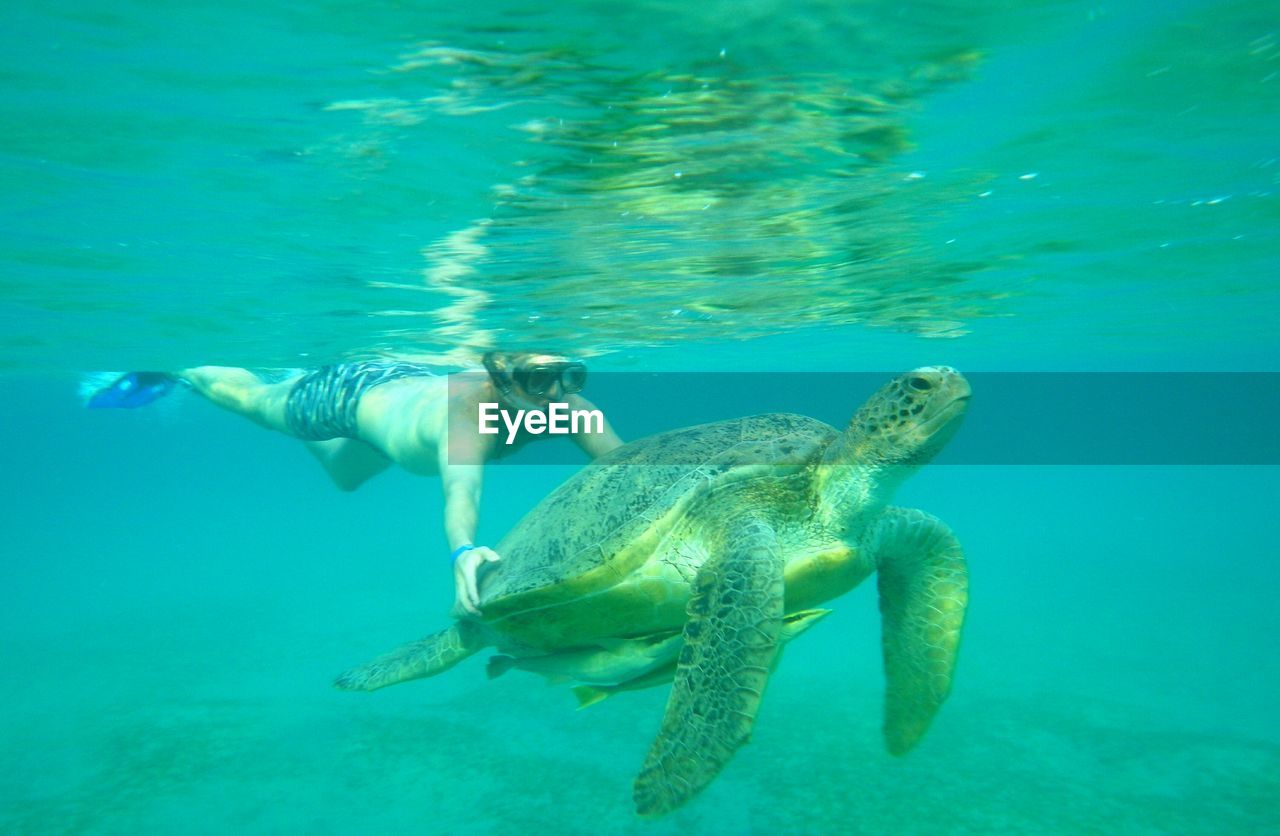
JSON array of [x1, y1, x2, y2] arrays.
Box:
[[2, 0, 1278, 832]]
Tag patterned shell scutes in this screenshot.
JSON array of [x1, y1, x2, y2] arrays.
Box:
[[479, 413, 836, 607]]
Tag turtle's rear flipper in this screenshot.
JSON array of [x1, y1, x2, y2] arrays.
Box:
[[871, 507, 968, 755], [633, 518, 784, 816], [335, 621, 483, 692]]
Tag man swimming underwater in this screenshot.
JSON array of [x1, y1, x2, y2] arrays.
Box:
[[88, 351, 623, 615]]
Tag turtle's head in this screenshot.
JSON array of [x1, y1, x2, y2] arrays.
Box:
[[818, 367, 970, 523], [844, 366, 970, 467]]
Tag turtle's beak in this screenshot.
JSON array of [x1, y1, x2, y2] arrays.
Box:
[[913, 368, 970, 453], [916, 367, 969, 421]]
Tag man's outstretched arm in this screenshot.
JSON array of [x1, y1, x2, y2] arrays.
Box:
[[440, 450, 499, 617]]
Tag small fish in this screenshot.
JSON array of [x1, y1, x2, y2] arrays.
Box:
[[487, 631, 682, 687], [571, 608, 833, 708], [84, 372, 177, 409]]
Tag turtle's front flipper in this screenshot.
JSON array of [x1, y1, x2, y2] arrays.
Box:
[[334, 621, 484, 692], [869, 507, 968, 755], [633, 519, 784, 816]]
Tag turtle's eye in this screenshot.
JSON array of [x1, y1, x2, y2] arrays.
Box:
[[907, 376, 932, 392]]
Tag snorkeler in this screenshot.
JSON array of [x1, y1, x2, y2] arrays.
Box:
[[86, 352, 623, 615]]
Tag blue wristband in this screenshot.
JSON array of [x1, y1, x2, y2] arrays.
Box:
[[451, 544, 478, 562]]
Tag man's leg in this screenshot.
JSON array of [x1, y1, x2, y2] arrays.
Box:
[[183, 366, 393, 492], [179, 366, 297, 433], [304, 439, 393, 491]]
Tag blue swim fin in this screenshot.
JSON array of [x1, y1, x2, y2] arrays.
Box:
[[84, 372, 177, 409]]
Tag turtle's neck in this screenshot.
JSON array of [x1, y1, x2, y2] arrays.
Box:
[[814, 443, 916, 534]]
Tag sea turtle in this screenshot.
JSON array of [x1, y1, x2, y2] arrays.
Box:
[[336, 366, 971, 815]]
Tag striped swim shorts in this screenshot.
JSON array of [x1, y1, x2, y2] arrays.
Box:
[[283, 361, 434, 441]]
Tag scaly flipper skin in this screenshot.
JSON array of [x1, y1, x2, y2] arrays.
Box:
[[870, 507, 968, 754], [334, 622, 483, 692], [633, 519, 785, 816]]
